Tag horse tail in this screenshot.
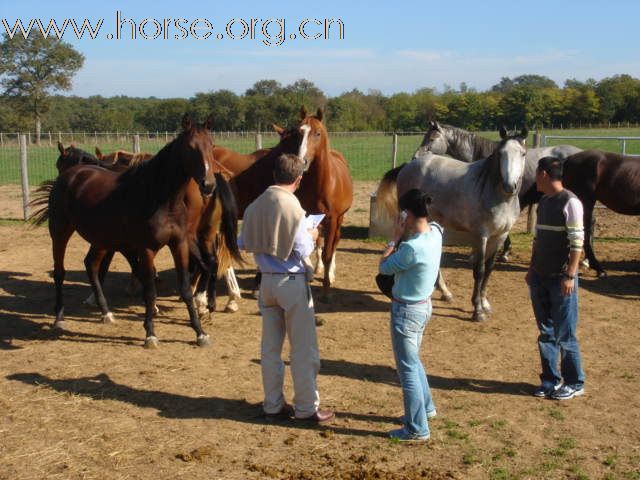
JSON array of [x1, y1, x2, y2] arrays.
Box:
[[213, 173, 243, 276], [375, 164, 405, 218], [28, 180, 55, 226]]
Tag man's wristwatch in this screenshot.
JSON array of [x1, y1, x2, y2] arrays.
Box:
[[562, 272, 575, 280]]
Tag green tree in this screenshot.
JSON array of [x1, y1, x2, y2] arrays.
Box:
[[0, 33, 84, 143]]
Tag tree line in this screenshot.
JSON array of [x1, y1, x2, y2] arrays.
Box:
[[2, 35, 640, 135]]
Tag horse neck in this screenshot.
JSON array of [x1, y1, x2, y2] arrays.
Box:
[[121, 140, 191, 210], [444, 128, 477, 162], [472, 135, 500, 161]]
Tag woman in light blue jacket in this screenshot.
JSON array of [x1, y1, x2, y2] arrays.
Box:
[[379, 188, 443, 442]]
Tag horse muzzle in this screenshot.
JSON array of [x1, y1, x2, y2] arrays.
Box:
[[198, 178, 215, 197]]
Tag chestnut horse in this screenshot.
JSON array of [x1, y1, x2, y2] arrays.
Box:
[[31, 116, 219, 348], [562, 149, 640, 276], [95, 147, 154, 169]]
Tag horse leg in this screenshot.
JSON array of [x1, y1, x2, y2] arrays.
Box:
[[498, 235, 512, 263], [471, 237, 488, 322], [193, 262, 210, 320], [84, 246, 115, 324], [51, 223, 74, 330], [582, 201, 605, 276], [140, 249, 160, 348], [252, 271, 262, 300], [84, 251, 115, 307], [205, 256, 219, 315], [314, 244, 324, 276], [479, 236, 503, 315], [319, 216, 339, 302], [122, 250, 142, 296], [224, 267, 241, 313], [436, 269, 453, 303], [170, 240, 210, 347]]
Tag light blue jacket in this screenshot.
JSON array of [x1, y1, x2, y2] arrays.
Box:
[[379, 223, 443, 303]]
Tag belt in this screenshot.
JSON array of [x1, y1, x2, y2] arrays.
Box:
[[261, 272, 305, 275], [392, 298, 430, 305]]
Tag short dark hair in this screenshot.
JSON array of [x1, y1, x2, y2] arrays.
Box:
[[274, 153, 305, 184], [537, 156, 563, 181], [398, 188, 431, 218]]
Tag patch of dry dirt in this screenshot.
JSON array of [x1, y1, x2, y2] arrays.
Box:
[[1, 183, 639, 479]]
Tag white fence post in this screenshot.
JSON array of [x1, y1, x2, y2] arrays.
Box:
[[255, 133, 263, 151], [133, 134, 141, 153], [19, 134, 30, 221]]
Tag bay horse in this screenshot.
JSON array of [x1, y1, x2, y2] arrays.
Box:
[[561, 149, 640, 276], [377, 128, 528, 322], [53, 144, 243, 317], [405, 121, 581, 260], [32, 116, 219, 348]]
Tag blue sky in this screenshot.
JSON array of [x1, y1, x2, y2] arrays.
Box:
[[2, 0, 640, 98]]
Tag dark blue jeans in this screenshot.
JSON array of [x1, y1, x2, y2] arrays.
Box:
[[528, 271, 585, 389]]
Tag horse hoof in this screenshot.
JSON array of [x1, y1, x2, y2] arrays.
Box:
[[53, 320, 66, 331], [83, 293, 97, 307], [472, 311, 487, 322], [197, 334, 211, 347], [497, 254, 509, 263], [144, 336, 159, 349], [441, 293, 454, 303], [102, 312, 116, 324], [224, 301, 239, 313]]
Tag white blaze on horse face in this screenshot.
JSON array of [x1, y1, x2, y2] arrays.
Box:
[[500, 139, 526, 194], [298, 124, 311, 167]]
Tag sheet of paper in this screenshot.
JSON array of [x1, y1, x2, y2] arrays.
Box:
[[305, 214, 325, 229]]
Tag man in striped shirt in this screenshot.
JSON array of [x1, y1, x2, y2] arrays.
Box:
[[526, 156, 586, 401]]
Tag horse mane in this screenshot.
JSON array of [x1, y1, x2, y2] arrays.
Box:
[[436, 123, 498, 162], [476, 137, 508, 191]]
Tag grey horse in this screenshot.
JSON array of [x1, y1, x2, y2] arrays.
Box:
[[419, 121, 582, 260], [377, 127, 528, 322]]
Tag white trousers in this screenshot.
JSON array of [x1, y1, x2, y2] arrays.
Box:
[[259, 273, 320, 417]]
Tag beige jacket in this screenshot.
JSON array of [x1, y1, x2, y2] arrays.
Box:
[[241, 185, 306, 261]]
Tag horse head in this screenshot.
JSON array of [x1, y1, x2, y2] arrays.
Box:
[[178, 114, 217, 197], [496, 126, 528, 195], [297, 105, 329, 171], [420, 120, 449, 155], [56, 142, 99, 173]]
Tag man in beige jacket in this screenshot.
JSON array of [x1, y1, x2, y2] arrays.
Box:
[[239, 153, 334, 423]]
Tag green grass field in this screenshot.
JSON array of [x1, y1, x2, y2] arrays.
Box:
[[1, 127, 639, 185]]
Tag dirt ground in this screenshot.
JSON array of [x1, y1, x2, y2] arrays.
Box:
[[1, 182, 639, 480]]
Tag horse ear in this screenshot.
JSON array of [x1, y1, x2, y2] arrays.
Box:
[[57, 142, 65, 155], [70, 142, 76, 148], [181, 114, 193, 131], [300, 105, 308, 120], [316, 107, 324, 122], [204, 115, 213, 131], [520, 126, 529, 141], [95, 147, 102, 158], [499, 125, 508, 139], [429, 120, 436, 129], [272, 123, 285, 135]]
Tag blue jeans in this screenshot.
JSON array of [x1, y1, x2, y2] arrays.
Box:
[[390, 300, 434, 437], [529, 272, 585, 389]]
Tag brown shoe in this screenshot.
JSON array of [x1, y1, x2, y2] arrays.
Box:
[[264, 403, 294, 420], [295, 409, 335, 424]]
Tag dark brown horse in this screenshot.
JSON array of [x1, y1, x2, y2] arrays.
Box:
[[562, 149, 640, 276], [32, 116, 219, 348]]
